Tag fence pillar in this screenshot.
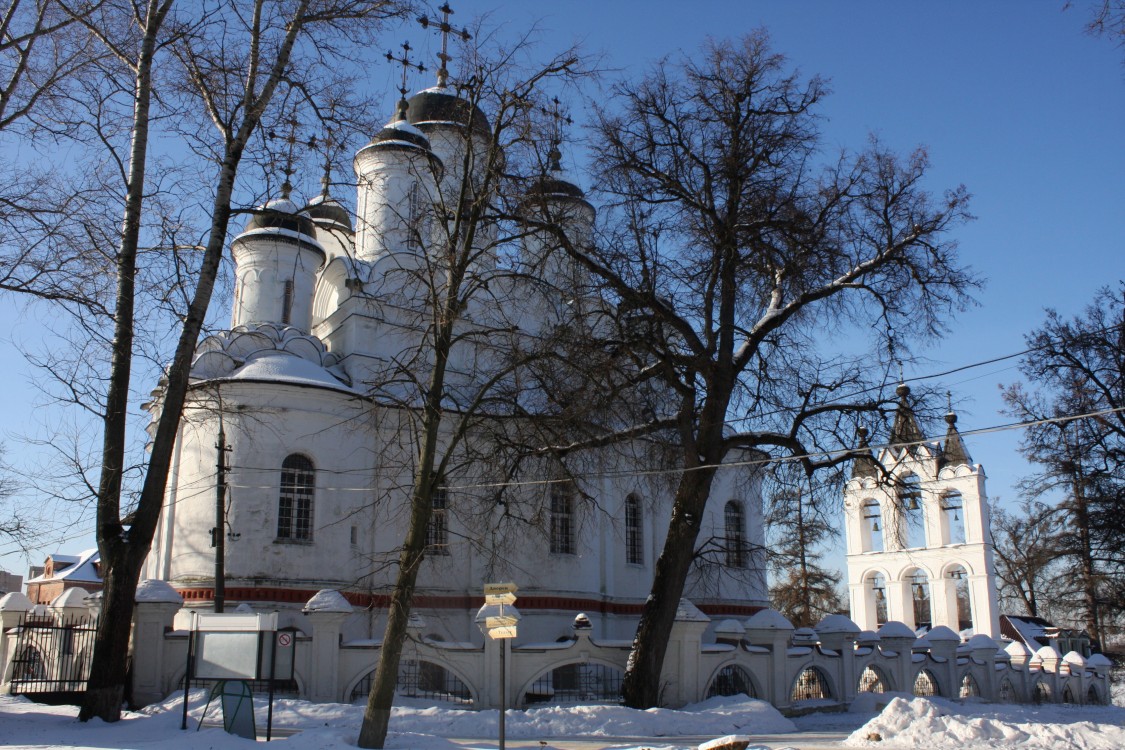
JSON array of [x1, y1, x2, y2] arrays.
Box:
[[744, 609, 795, 709], [815, 615, 860, 705], [303, 590, 353, 702], [131, 581, 184, 707], [661, 599, 709, 706], [0, 592, 34, 692], [875, 622, 916, 697]]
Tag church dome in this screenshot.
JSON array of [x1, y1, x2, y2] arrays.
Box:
[[304, 194, 352, 231], [406, 86, 490, 133], [241, 197, 318, 242], [368, 117, 434, 152]]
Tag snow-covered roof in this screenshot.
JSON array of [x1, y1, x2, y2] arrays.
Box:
[[816, 614, 860, 635], [744, 609, 793, 630], [26, 549, 101, 584], [50, 587, 90, 608], [674, 598, 709, 622], [135, 579, 184, 604], [924, 625, 960, 643], [967, 634, 999, 650], [0, 591, 33, 611], [303, 589, 353, 613], [877, 621, 916, 639]]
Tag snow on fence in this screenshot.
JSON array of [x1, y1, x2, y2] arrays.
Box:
[[0, 587, 1111, 712]]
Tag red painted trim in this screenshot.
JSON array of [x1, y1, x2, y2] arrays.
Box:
[[173, 585, 764, 618]]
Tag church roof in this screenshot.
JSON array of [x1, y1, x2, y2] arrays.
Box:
[[889, 383, 924, 451], [941, 411, 972, 467], [406, 86, 490, 134], [851, 426, 879, 480], [304, 194, 352, 232]]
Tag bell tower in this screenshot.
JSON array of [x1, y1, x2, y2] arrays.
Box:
[[843, 386, 1001, 638]]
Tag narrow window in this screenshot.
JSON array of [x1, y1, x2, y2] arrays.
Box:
[[350, 525, 358, 546], [550, 484, 575, 555], [625, 494, 643, 565], [725, 500, 746, 568], [426, 486, 449, 555], [282, 279, 294, 325], [277, 454, 314, 541]]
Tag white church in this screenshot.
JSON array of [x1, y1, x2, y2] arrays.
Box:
[[140, 72, 768, 653]]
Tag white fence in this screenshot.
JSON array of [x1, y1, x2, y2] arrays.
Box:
[[0, 586, 1112, 712]]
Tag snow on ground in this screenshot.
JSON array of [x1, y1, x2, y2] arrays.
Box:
[[845, 694, 1125, 750], [0, 692, 795, 750], [3, 689, 1125, 750]]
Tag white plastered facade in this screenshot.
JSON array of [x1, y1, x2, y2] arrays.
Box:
[[844, 427, 1001, 638]]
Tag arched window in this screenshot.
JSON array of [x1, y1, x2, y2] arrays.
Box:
[[707, 664, 757, 698], [865, 572, 888, 626], [998, 677, 1016, 703], [350, 659, 472, 705], [858, 665, 890, 693], [909, 569, 932, 629], [550, 483, 575, 555], [898, 473, 926, 549], [959, 672, 980, 698], [941, 491, 966, 545], [790, 667, 832, 702], [1087, 684, 1102, 705], [913, 668, 940, 697], [724, 500, 746, 568], [947, 565, 972, 631], [524, 663, 623, 705], [426, 486, 449, 555], [862, 499, 884, 552], [625, 494, 643, 565], [277, 454, 315, 541], [1033, 678, 1051, 704], [282, 279, 294, 325]]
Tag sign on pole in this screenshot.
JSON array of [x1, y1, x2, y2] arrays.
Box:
[[489, 625, 518, 640], [486, 615, 518, 629], [485, 592, 517, 606], [483, 582, 518, 595]]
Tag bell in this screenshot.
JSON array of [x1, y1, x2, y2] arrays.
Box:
[[908, 496, 920, 511], [872, 519, 880, 532], [954, 509, 959, 521]]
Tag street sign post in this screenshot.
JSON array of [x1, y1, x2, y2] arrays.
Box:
[[479, 582, 521, 750]]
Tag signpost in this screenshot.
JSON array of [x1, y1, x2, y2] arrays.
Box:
[[478, 582, 520, 750]]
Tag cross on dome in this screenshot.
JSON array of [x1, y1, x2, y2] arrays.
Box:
[[418, 2, 472, 88]]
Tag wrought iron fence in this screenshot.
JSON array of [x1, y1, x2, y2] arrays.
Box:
[[9, 613, 97, 695]]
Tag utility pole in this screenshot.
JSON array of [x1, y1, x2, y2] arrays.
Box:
[[213, 423, 230, 613]]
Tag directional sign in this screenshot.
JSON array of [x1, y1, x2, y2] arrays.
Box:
[[483, 582, 518, 596], [486, 615, 519, 629], [485, 592, 517, 606], [488, 625, 518, 640]]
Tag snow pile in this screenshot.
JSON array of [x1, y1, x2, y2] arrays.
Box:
[[0, 692, 795, 750], [846, 695, 1125, 749], [385, 693, 796, 739]]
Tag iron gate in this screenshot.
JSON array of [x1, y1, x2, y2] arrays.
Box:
[[9, 612, 97, 697]]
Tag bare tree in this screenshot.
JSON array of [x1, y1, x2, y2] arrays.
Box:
[[538, 33, 975, 708], [991, 499, 1068, 620], [1002, 284, 1125, 647], [0, 0, 407, 722]]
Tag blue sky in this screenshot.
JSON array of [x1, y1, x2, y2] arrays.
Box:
[[1, 1, 1122, 576]]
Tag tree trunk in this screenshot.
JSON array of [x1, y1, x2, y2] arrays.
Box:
[[358, 321, 453, 749], [621, 463, 719, 708], [79, 0, 169, 723]]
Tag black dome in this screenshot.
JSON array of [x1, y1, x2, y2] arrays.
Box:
[[406, 88, 490, 134], [304, 197, 353, 230], [243, 199, 317, 238], [526, 176, 586, 200]]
